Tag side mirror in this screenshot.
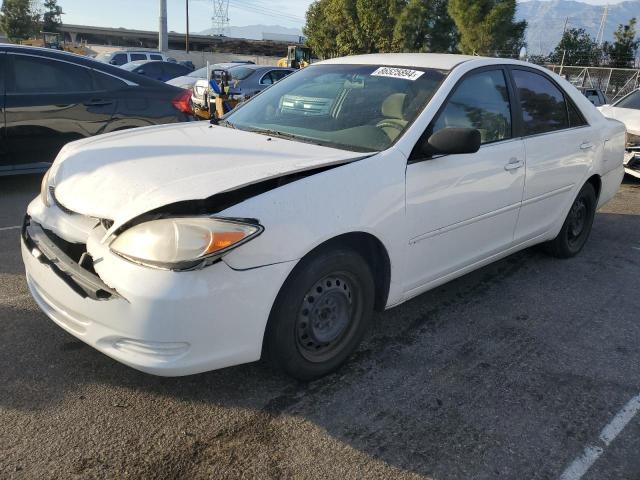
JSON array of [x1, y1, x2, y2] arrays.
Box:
[[422, 127, 481, 156], [109, 60, 118, 65]]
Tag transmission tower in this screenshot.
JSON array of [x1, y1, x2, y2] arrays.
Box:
[[596, 4, 609, 46], [211, 0, 230, 36]]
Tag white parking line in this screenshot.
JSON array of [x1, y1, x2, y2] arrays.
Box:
[[559, 394, 640, 480], [0, 225, 21, 232]]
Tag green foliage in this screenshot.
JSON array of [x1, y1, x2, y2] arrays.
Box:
[[550, 28, 601, 66], [602, 18, 639, 68], [0, 0, 37, 42], [42, 0, 63, 33], [392, 0, 458, 53], [447, 0, 526, 56], [305, 0, 462, 58]]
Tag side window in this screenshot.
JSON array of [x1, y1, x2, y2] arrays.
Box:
[[111, 53, 128, 66], [512, 70, 569, 135], [271, 70, 291, 82], [432, 69, 512, 145], [260, 72, 275, 85], [568, 100, 587, 128], [92, 70, 127, 90], [9, 55, 93, 94], [149, 54, 163, 60], [0, 54, 5, 94], [130, 53, 147, 62]]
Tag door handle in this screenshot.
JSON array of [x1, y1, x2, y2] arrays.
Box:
[[83, 99, 114, 107], [504, 158, 524, 171], [580, 142, 594, 150]]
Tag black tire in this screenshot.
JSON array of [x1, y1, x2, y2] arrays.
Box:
[[544, 182, 597, 258], [264, 248, 375, 381]]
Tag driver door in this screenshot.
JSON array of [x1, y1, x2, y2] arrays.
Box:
[[404, 67, 526, 295]]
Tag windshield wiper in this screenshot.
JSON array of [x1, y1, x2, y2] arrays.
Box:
[[245, 127, 298, 140], [210, 117, 237, 129]]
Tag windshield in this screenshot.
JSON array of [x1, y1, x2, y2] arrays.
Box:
[[229, 66, 255, 80], [95, 53, 111, 62], [121, 62, 144, 71], [614, 90, 640, 110], [225, 64, 447, 152]]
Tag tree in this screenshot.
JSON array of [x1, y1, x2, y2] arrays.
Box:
[[392, 0, 458, 53], [448, 0, 527, 56], [304, 0, 361, 58], [602, 18, 639, 68], [550, 28, 601, 66], [0, 0, 37, 42], [355, 0, 403, 53], [42, 0, 63, 33]]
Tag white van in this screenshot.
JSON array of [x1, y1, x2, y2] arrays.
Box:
[[94, 50, 170, 66]]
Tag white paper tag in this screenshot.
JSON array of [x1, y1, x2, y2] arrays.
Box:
[[371, 66, 425, 81]]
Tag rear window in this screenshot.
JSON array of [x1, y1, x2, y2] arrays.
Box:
[[230, 67, 255, 80]]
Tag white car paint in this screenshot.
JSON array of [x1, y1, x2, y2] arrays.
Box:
[[599, 95, 640, 178], [23, 53, 626, 376]]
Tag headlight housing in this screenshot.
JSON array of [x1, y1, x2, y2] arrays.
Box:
[[109, 217, 263, 270], [40, 169, 53, 207], [626, 132, 640, 148]]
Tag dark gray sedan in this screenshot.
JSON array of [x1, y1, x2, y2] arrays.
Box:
[[225, 65, 295, 98]]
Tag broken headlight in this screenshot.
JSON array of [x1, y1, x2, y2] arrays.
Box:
[[626, 132, 640, 149], [109, 217, 263, 270]]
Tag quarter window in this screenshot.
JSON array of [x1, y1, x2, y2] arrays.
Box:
[[9, 55, 93, 94], [149, 54, 163, 60], [93, 70, 127, 90], [512, 70, 569, 135], [432, 69, 512, 145]]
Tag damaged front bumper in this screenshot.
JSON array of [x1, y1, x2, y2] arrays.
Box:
[[22, 199, 297, 376], [624, 149, 640, 179]]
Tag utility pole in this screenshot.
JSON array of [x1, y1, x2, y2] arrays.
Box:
[[596, 4, 609, 46], [159, 0, 168, 52], [185, 0, 190, 53]]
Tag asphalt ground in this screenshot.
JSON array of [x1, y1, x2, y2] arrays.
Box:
[[1, 174, 639, 480]]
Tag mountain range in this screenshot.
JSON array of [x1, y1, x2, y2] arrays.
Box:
[[517, 0, 640, 55], [199, 1, 640, 56]]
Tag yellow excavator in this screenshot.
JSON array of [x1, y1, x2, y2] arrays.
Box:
[[277, 45, 312, 69]]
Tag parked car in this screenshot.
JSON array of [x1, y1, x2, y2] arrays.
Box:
[[94, 50, 170, 66], [0, 45, 194, 175], [120, 60, 192, 82], [599, 89, 640, 178], [165, 62, 243, 90], [23, 54, 625, 380], [179, 60, 195, 71], [578, 87, 608, 107], [191, 64, 295, 111]]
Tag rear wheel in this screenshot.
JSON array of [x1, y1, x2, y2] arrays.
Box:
[[544, 182, 597, 258], [264, 248, 374, 381]]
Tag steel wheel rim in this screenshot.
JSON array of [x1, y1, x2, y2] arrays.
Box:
[[296, 273, 357, 362], [567, 197, 588, 246]]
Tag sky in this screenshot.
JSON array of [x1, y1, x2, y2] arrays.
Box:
[[3, 0, 627, 33], [48, 0, 314, 32]]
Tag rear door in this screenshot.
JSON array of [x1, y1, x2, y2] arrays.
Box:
[[5, 52, 115, 170], [510, 68, 595, 241], [0, 52, 7, 172]]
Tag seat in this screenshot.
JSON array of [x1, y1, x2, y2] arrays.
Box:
[[377, 93, 408, 141]]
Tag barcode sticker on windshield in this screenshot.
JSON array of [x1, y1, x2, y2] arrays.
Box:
[[371, 67, 424, 81]]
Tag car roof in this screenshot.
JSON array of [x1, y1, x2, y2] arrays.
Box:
[[0, 44, 180, 89], [317, 53, 478, 70]]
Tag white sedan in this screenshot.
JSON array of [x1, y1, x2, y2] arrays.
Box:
[[22, 54, 625, 380], [599, 89, 640, 178]]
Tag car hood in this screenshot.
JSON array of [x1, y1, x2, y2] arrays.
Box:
[[51, 122, 369, 231], [599, 105, 640, 134]]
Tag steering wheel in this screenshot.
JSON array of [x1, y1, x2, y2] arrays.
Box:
[[376, 119, 406, 139]]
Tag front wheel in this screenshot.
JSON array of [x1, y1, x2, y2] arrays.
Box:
[[544, 182, 597, 258], [264, 248, 375, 381]]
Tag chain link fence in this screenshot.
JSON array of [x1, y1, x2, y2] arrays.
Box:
[[542, 65, 639, 103]]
